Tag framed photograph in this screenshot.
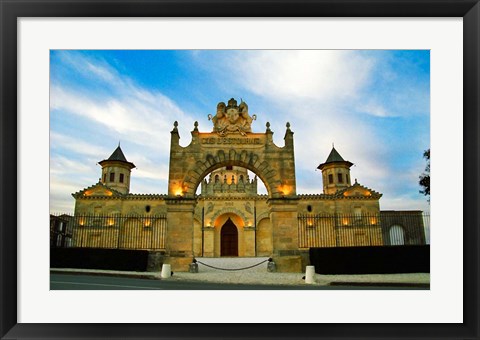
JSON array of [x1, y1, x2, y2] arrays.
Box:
[[1, 1, 478, 339]]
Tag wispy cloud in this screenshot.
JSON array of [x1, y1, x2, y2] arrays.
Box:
[[50, 155, 95, 176], [50, 132, 109, 158], [54, 50, 121, 86], [50, 85, 189, 153], [216, 50, 374, 104]]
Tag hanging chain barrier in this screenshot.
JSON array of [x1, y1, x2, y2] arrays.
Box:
[[193, 258, 271, 271]]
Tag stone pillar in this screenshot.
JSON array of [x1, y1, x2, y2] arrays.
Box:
[[146, 251, 165, 272], [165, 198, 196, 271], [269, 198, 302, 272], [203, 226, 215, 257], [243, 226, 256, 256]]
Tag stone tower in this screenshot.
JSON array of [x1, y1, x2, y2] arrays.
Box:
[[98, 145, 135, 195], [317, 146, 353, 194]]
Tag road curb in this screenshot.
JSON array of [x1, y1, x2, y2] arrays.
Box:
[[329, 281, 430, 288], [50, 268, 161, 280]]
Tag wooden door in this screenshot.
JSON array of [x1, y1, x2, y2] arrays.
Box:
[[221, 218, 238, 256]]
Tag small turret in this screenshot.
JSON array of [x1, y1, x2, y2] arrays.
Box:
[[98, 144, 135, 195], [317, 146, 353, 194]]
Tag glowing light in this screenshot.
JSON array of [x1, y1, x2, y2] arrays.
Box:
[[174, 186, 183, 196], [107, 219, 115, 226], [84, 189, 112, 196], [342, 219, 349, 226], [370, 218, 376, 225], [278, 184, 292, 196], [144, 219, 151, 227], [79, 219, 85, 226]]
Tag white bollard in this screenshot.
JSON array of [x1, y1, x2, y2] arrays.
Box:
[[305, 265, 316, 284], [161, 264, 171, 279]]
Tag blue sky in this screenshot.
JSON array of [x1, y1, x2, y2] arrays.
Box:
[[50, 50, 430, 213]]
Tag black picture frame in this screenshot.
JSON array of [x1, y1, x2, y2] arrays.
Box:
[[1, 1, 478, 339]]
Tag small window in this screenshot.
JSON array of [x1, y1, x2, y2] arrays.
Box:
[[119, 173, 124, 183], [103, 174, 106, 183], [240, 175, 244, 182], [231, 175, 235, 183], [109, 172, 115, 182], [307, 205, 312, 212], [328, 174, 333, 184], [338, 173, 343, 183], [346, 174, 349, 184], [215, 175, 219, 183], [145, 205, 151, 213], [226, 165, 233, 170]]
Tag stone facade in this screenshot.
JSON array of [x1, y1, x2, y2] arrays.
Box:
[[72, 98, 387, 272]]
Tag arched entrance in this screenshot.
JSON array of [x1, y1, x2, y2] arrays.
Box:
[[221, 218, 238, 256]]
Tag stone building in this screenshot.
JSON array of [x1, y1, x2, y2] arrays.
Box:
[[71, 98, 423, 272]]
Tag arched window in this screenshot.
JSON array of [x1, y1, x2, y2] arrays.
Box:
[[231, 175, 235, 183], [389, 225, 405, 245], [240, 175, 244, 183], [215, 175, 219, 183]]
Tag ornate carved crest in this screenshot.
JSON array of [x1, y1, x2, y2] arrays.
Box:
[[208, 98, 256, 136]]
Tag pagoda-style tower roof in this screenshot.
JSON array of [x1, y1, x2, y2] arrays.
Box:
[[317, 147, 353, 170], [99, 145, 135, 169]]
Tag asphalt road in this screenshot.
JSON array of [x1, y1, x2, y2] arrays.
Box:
[[50, 273, 427, 290]]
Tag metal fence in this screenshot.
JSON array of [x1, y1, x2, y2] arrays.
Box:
[[50, 213, 167, 250], [298, 212, 429, 248], [52, 211, 429, 251]]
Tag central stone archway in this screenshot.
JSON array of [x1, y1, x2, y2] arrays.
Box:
[[164, 99, 301, 272], [168, 126, 296, 199]]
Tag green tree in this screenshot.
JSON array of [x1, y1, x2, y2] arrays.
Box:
[[419, 149, 430, 199]]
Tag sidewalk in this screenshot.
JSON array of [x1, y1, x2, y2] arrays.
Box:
[[50, 268, 430, 287]]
